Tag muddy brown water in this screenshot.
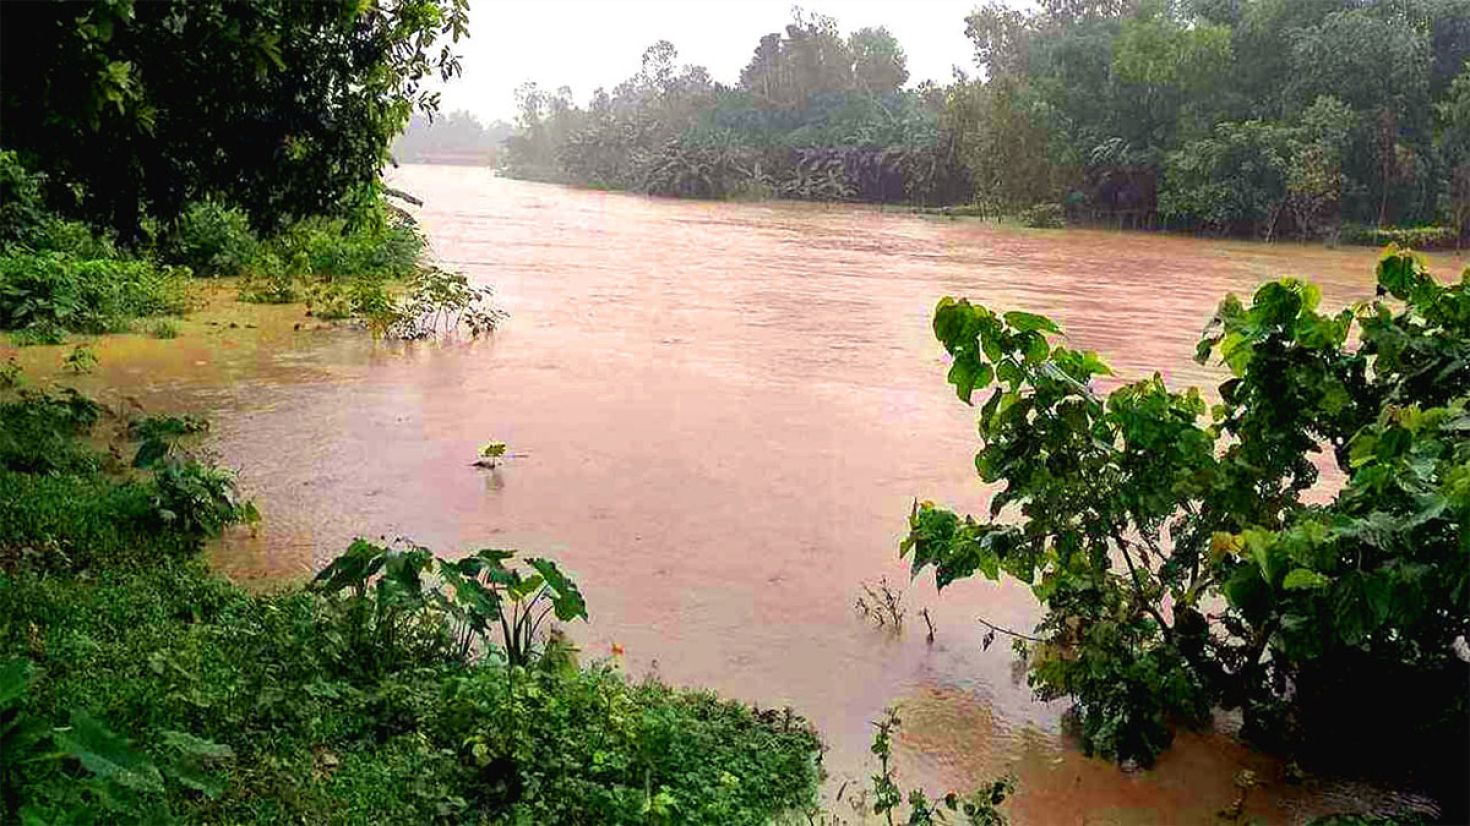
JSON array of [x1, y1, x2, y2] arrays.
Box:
[[9, 166, 1461, 823]]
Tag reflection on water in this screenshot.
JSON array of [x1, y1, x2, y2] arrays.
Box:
[[7, 167, 1458, 823]]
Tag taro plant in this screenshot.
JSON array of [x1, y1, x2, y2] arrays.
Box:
[[902, 246, 1470, 792], [310, 540, 587, 673], [128, 412, 257, 538], [436, 549, 587, 666]]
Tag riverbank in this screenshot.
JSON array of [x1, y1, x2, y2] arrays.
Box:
[[0, 369, 825, 823]]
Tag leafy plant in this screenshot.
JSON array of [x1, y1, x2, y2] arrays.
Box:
[[161, 200, 258, 277], [861, 707, 1013, 826], [62, 343, 97, 375], [1, 657, 233, 823], [391, 266, 506, 339], [311, 540, 588, 672], [0, 251, 187, 341], [903, 246, 1470, 799]]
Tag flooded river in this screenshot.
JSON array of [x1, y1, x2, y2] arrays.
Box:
[[10, 166, 1462, 823]]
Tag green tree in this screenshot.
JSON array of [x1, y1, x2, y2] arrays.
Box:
[[0, 0, 468, 238], [739, 8, 855, 109], [1159, 119, 1291, 234], [1284, 96, 1356, 238], [1438, 63, 1470, 240], [904, 249, 1469, 809], [849, 26, 910, 94]]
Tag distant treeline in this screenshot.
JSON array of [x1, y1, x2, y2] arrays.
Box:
[[392, 112, 513, 167], [502, 1, 1470, 243]]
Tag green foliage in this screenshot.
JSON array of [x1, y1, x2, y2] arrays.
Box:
[[1160, 120, 1292, 234], [866, 708, 1013, 825], [1341, 223, 1459, 249], [147, 318, 180, 339], [505, 14, 969, 206], [0, 252, 187, 342], [311, 539, 587, 673], [0, 388, 253, 573], [1019, 203, 1067, 228], [905, 248, 1469, 805], [0, 0, 469, 238], [434, 665, 821, 823], [161, 201, 259, 278], [391, 265, 505, 339]]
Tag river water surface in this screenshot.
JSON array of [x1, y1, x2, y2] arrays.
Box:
[[13, 166, 1462, 823]]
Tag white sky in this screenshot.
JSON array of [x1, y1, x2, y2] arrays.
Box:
[[436, 0, 991, 123]]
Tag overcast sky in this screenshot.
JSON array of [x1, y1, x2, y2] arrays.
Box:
[[436, 0, 992, 123]]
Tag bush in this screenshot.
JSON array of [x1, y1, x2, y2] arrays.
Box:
[[0, 389, 253, 573], [147, 319, 180, 339], [1340, 224, 1458, 250], [1018, 202, 1066, 228], [906, 247, 1470, 813], [161, 200, 259, 277], [0, 150, 52, 251], [0, 252, 188, 340]]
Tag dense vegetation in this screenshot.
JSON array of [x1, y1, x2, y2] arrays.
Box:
[[0, 0, 468, 240], [0, 377, 824, 823], [504, 1, 1470, 242], [903, 247, 1469, 817]]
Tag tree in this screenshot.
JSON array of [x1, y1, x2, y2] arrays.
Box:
[[964, 2, 1038, 80], [956, 78, 1069, 211], [849, 27, 909, 94], [1438, 63, 1470, 241], [0, 0, 468, 239], [904, 248, 1469, 811], [739, 8, 855, 109], [1284, 96, 1355, 238], [1159, 120, 1291, 234]]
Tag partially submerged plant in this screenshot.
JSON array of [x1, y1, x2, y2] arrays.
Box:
[[856, 576, 906, 629], [392, 266, 506, 339], [309, 539, 588, 671], [837, 707, 1013, 826]]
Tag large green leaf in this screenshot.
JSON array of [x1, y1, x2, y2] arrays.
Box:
[[0, 657, 34, 709], [527, 558, 588, 621], [1002, 310, 1060, 334], [53, 711, 164, 793]]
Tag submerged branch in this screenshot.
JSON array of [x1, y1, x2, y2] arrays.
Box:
[[976, 615, 1043, 643]]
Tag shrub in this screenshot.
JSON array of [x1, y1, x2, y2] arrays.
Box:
[[0, 389, 253, 572], [1018, 202, 1066, 228], [147, 319, 180, 339], [905, 247, 1470, 812], [1340, 223, 1458, 250], [0, 150, 52, 251], [0, 252, 188, 340], [161, 200, 259, 277]]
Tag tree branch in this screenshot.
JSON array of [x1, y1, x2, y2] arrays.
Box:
[[1113, 529, 1174, 642], [977, 615, 1043, 643]]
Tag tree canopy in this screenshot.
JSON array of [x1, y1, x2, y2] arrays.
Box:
[[0, 0, 469, 239], [501, 1, 1470, 242]]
